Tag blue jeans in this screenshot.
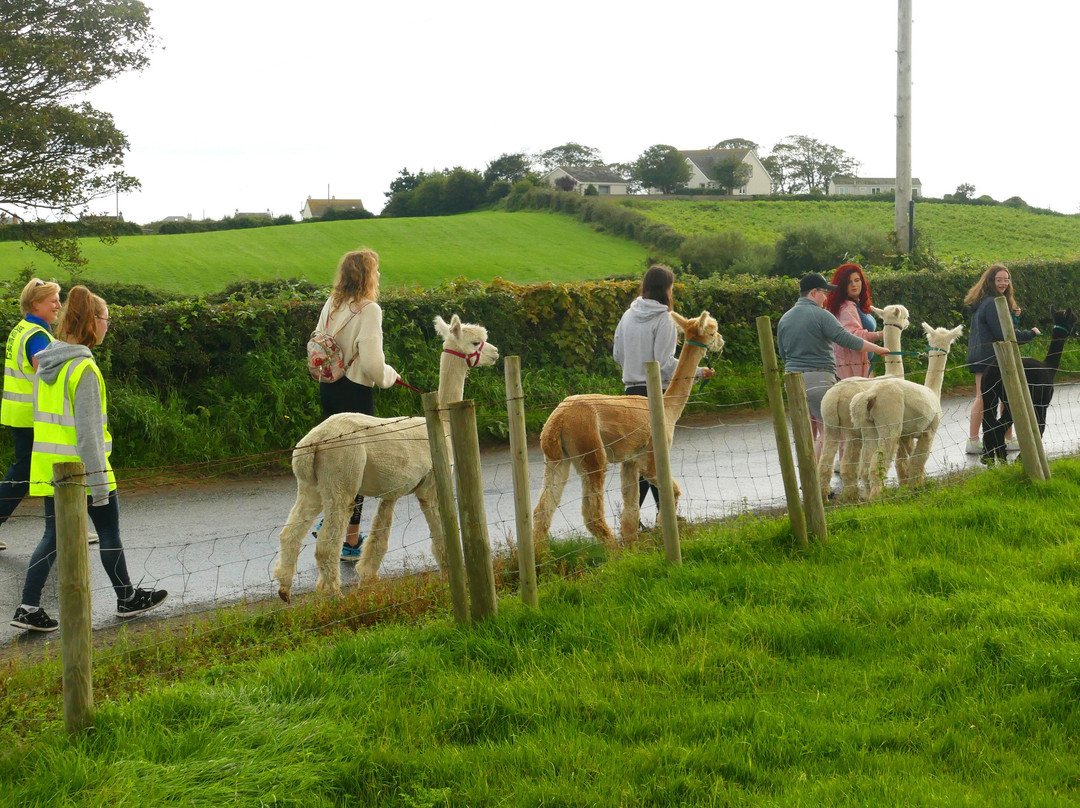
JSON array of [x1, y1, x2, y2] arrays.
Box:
[[20, 491, 133, 607], [0, 426, 33, 528]]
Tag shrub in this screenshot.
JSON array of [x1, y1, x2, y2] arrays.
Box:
[[678, 231, 773, 278], [772, 219, 892, 277]]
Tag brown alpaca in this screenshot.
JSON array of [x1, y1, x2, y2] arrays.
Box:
[[532, 310, 723, 548]]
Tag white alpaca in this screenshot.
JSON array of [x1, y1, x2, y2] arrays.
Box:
[[817, 304, 910, 502], [849, 323, 964, 500], [273, 315, 499, 601]]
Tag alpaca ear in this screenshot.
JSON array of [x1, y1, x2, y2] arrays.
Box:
[[449, 314, 463, 339], [949, 324, 964, 340], [870, 305, 884, 318], [921, 322, 933, 337], [669, 311, 688, 332], [697, 310, 711, 330], [433, 316, 450, 339]]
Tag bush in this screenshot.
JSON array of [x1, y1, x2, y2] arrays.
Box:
[[677, 231, 774, 278], [771, 219, 892, 277]]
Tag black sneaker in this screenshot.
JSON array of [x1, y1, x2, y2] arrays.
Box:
[[10, 606, 58, 632], [116, 588, 168, 618]]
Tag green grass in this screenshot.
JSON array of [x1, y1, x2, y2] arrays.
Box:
[[4, 461, 1080, 806], [625, 198, 1080, 264], [0, 211, 650, 294]]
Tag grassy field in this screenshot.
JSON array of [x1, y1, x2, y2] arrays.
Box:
[[625, 198, 1080, 264], [3, 461, 1080, 806], [0, 211, 650, 294]]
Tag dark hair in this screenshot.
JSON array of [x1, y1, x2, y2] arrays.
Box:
[[825, 263, 872, 316], [640, 264, 675, 312]]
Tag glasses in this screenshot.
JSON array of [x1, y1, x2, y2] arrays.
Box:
[[97, 316, 111, 324]]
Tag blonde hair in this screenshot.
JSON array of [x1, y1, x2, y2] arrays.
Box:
[[963, 262, 1017, 310], [19, 278, 61, 316], [331, 248, 380, 310], [56, 285, 107, 349]]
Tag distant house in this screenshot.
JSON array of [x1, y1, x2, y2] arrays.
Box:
[[235, 209, 273, 219], [829, 175, 923, 197], [162, 215, 191, 223], [541, 166, 630, 196], [681, 148, 773, 195], [302, 197, 366, 220]]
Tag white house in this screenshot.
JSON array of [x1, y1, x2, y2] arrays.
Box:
[[541, 166, 630, 196], [301, 197, 367, 220], [829, 175, 923, 197], [681, 148, 773, 195]]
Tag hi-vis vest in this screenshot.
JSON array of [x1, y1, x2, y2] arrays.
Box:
[[1, 320, 53, 428], [29, 356, 115, 497]]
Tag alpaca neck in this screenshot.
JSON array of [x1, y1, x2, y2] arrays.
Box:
[[923, 350, 949, 399], [882, 323, 904, 378], [1042, 328, 1071, 375], [661, 343, 707, 424], [436, 350, 469, 412]]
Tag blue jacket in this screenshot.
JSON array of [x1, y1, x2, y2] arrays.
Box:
[[965, 295, 1036, 371]]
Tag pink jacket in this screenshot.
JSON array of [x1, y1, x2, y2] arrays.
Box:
[[832, 300, 880, 379]]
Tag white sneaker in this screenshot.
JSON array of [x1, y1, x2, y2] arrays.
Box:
[[0, 539, 6, 551], [87, 532, 99, 545], [1006, 438, 1020, 452], [965, 439, 982, 455]]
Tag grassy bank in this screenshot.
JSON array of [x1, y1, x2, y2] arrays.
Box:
[[3, 460, 1080, 805], [0, 211, 650, 294]]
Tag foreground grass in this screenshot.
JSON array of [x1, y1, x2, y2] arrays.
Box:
[[3, 461, 1080, 806], [0, 211, 649, 294]]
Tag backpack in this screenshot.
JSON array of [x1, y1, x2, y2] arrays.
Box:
[[306, 302, 365, 382]]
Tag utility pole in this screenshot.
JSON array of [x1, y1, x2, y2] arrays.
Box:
[[895, 0, 913, 253]]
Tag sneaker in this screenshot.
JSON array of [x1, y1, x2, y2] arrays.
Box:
[[10, 605, 58, 632], [311, 517, 323, 540], [87, 532, 99, 545], [340, 536, 365, 562], [0, 540, 6, 551], [1006, 438, 1020, 452], [965, 439, 983, 455], [116, 587, 168, 618]]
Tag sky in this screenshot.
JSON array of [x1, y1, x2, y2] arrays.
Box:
[[77, 0, 1080, 223]]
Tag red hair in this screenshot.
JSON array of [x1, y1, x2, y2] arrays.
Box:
[[825, 263, 873, 316]]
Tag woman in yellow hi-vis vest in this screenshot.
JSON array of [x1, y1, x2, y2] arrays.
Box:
[[0, 279, 61, 553], [10, 287, 167, 633]]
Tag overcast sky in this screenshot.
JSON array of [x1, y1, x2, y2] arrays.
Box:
[[82, 0, 1080, 223]]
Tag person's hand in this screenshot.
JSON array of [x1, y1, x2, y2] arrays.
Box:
[[1032, 326, 1041, 336], [873, 344, 890, 356], [700, 367, 716, 380], [1013, 306, 1022, 317]]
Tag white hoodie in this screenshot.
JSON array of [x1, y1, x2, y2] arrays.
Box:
[[612, 297, 683, 389]]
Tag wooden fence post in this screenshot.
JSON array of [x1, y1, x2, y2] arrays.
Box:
[[644, 361, 680, 566], [448, 400, 498, 621], [422, 392, 469, 624], [756, 317, 808, 547], [783, 373, 828, 543], [994, 297, 1050, 480], [503, 357, 538, 608], [55, 461, 93, 734]]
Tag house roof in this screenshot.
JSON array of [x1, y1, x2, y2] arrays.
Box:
[[832, 175, 923, 186], [555, 166, 627, 184], [681, 148, 753, 176], [305, 198, 366, 216]]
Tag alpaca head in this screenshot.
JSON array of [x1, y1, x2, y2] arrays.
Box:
[[921, 322, 964, 352], [1051, 307, 1078, 335], [671, 310, 724, 354], [434, 315, 500, 368], [872, 304, 910, 330]]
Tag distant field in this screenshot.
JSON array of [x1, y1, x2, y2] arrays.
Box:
[[0, 211, 649, 294], [624, 198, 1080, 263]]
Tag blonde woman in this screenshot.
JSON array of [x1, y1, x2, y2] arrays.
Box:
[[0, 278, 62, 552], [315, 248, 400, 561], [12, 287, 167, 631], [963, 263, 1040, 454]]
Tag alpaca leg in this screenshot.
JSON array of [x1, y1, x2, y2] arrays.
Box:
[[532, 458, 571, 546], [839, 428, 861, 502], [356, 497, 397, 584], [816, 422, 841, 502], [313, 491, 353, 596], [414, 474, 447, 570], [868, 429, 900, 499], [619, 460, 642, 541], [908, 423, 939, 486], [273, 483, 323, 602], [895, 436, 914, 486], [578, 450, 616, 548]]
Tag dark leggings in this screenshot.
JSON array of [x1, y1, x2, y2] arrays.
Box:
[[625, 385, 661, 510], [319, 378, 375, 526], [21, 491, 133, 607], [0, 426, 33, 528]]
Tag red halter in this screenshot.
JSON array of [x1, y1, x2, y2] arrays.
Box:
[[443, 341, 485, 368]]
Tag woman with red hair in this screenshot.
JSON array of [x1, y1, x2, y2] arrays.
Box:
[[825, 263, 882, 379]]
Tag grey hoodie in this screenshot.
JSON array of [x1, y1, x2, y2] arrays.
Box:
[[34, 340, 111, 504], [613, 297, 695, 389]]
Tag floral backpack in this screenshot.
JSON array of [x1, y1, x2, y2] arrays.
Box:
[[306, 302, 365, 382]]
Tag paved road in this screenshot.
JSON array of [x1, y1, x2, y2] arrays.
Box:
[[4, 387, 1080, 649]]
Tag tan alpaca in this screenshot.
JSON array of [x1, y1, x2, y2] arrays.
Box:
[[273, 315, 499, 601], [532, 311, 723, 548], [817, 304, 910, 502], [849, 323, 964, 500]]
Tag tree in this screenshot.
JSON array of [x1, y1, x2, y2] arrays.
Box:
[[765, 135, 856, 194], [632, 145, 690, 194], [1, 0, 156, 265], [384, 167, 426, 201], [954, 183, 976, 201], [536, 142, 604, 171], [711, 138, 759, 151], [712, 159, 753, 194], [483, 152, 533, 185], [553, 175, 577, 192]]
